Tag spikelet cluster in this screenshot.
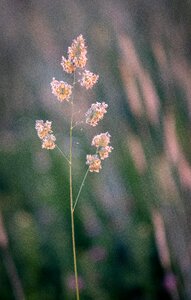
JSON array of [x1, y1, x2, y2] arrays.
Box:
[[35, 120, 56, 150], [92, 132, 111, 148], [36, 35, 113, 170], [35, 120, 52, 139], [42, 134, 56, 150], [86, 154, 102, 173], [61, 57, 76, 74], [51, 78, 72, 102], [50, 35, 99, 106], [68, 34, 87, 68], [61, 35, 98, 89], [86, 132, 113, 172], [86, 102, 108, 126], [61, 35, 87, 73], [80, 70, 99, 90]]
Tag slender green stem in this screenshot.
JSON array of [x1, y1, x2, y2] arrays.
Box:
[[56, 145, 71, 165], [69, 72, 80, 300], [73, 168, 89, 213]]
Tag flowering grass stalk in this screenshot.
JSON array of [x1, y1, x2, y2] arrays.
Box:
[[35, 35, 113, 300], [69, 71, 80, 300]]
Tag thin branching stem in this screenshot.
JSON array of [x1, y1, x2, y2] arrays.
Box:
[[69, 71, 80, 300], [73, 168, 89, 213], [56, 145, 71, 165]]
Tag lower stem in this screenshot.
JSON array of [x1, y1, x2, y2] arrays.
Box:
[[69, 114, 80, 300], [70, 196, 80, 300]]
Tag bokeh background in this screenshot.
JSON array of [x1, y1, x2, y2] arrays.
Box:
[[1, 0, 191, 299]]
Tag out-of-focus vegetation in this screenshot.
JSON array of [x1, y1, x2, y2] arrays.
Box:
[[1, 0, 191, 299]]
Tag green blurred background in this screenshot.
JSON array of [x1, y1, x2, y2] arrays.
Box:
[[1, 0, 191, 299]]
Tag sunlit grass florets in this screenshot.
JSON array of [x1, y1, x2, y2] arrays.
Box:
[[92, 132, 111, 147], [35, 120, 56, 150], [36, 35, 113, 167], [61, 57, 76, 73], [86, 154, 102, 173], [51, 78, 72, 102], [42, 134, 56, 150], [35, 120, 52, 139], [68, 34, 87, 68], [80, 70, 99, 89], [86, 132, 113, 172], [85, 102, 108, 126], [98, 145, 113, 160]]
